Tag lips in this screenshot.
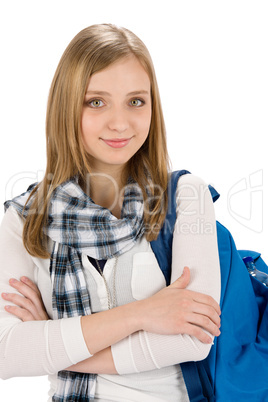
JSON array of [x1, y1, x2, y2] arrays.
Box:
[[101, 138, 132, 148]]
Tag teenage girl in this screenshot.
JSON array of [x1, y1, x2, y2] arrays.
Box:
[[0, 24, 221, 401]]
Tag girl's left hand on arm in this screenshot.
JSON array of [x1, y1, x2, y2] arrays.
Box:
[[1, 276, 49, 321]]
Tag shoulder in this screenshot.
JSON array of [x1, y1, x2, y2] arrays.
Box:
[[175, 173, 214, 213], [0, 206, 24, 240], [176, 173, 209, 195]]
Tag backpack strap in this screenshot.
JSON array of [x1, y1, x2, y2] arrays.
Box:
[[182, 361, 215, 402]]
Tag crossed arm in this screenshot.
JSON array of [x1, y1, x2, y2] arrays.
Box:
[[0, 174, 221, 377], [2, 266, 220, 374]]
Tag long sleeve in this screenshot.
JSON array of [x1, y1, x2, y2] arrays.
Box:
[[111, 174, 221, 374], [0, 207, 91, 380]]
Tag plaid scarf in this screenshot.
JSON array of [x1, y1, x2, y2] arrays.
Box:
[[4, 176, 145, 401]]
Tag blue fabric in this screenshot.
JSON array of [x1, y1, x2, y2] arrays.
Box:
[[151, 170, 268, 401], [208, 232, 268, 401]]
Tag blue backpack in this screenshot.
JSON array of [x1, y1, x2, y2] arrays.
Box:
[[151, 170, 268, 402]]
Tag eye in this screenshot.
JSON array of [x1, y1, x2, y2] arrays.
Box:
[[130, 98, 144, 107], [87, 99, 104, 108]]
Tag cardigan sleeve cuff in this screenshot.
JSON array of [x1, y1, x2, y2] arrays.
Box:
[[60, 316, 92, 364]]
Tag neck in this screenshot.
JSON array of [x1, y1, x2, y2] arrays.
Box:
[[81, 165, 127, 218]]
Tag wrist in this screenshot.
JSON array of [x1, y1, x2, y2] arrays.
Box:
[[80, 301, 143, 355], [122, 300, 144, 334]]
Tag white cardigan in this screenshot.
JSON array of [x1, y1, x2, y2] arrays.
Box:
[[0, 174, 221, 401]]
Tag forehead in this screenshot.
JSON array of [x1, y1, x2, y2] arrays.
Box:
[[86, 56, 151, 93]]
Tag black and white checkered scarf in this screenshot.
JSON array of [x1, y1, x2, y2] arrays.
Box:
[[5, 176, 145, 401]]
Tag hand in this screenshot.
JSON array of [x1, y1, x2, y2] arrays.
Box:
[[139, 266, 221, 344], [2, 276, 49, 321]]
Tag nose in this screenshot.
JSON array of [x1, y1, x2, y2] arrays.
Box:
[[108, 107, 129, 134]]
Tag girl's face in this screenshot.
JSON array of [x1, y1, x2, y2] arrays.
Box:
[[81, 56, 152, 173]]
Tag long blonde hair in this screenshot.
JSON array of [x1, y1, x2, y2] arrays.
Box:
[[23, 24, 170, 258]]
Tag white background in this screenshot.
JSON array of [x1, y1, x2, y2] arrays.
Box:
[[0, 1, 267, 400]]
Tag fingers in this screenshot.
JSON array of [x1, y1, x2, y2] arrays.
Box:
[[2, 291, 41, 320], [196, 303, 221, 329], [9, 277, 40, 302], [176, 293, 220, 338], [3, 303, 35, 322], [172, 267, 221, 325], [171, 266, 191, 289], [2, 277, 49, 321], [189, 311, 220, 338], [192, 292, 221, 317], [20, 276, 40, 292], [176, 307, 220, 344], [181, 322, 214, 344], [171, 267, 221, 318]]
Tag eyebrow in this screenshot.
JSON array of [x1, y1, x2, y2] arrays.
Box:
[[85, 90, 150, 96]]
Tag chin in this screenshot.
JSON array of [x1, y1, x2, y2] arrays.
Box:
[[104, 153, 134, 166]]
